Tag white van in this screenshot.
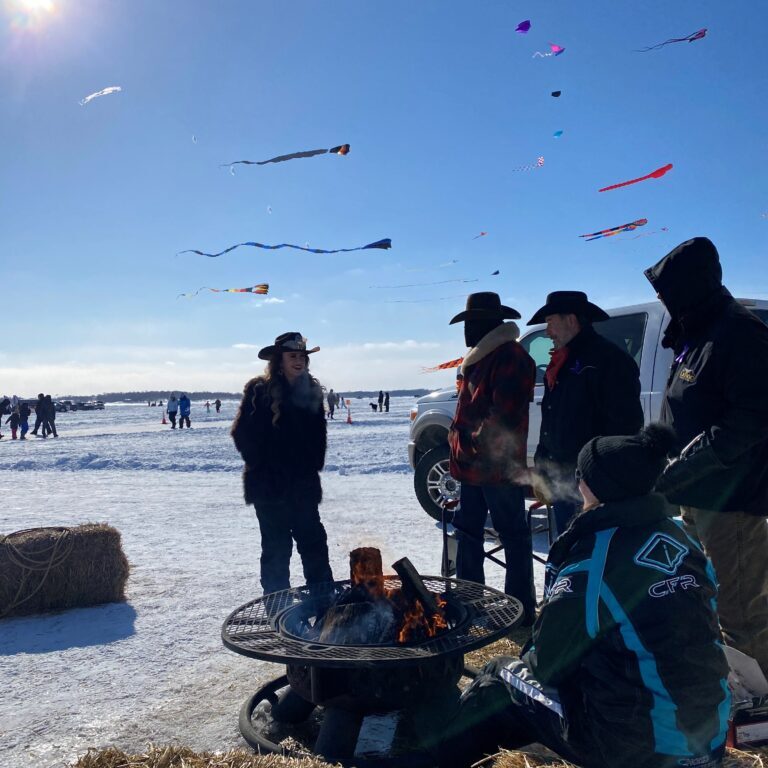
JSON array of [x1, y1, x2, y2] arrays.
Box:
[[408, 298, 768, 519]]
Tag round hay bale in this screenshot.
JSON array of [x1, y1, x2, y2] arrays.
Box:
[[0, 523, 130, 619]]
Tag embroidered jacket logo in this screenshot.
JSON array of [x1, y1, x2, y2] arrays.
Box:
[[634, 533, 689, 575], [648, 574, 699, 598], [679, 367, 696, 383]]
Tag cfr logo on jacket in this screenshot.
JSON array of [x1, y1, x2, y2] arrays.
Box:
[[679, 368, 696, 383], [648, 574, 699, 598]]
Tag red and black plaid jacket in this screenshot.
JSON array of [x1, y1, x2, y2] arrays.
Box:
[[448, 327, 535, 486]]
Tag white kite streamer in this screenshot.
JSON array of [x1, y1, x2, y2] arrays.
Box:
[[79, 86, 122, 106]]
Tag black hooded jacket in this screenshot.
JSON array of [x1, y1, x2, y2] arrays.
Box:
[[231, 374, 327, 506], [645, 238, 768, 514]]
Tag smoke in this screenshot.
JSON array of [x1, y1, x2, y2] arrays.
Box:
[[289, 371, 322, 411]]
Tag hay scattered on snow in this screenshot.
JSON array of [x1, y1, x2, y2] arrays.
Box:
[[67, 744, 768, 768], [0, 523, 129, 618]]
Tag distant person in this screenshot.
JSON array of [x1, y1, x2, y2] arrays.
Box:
[[0, 395, 9, 439], [231, 331, 333, 596], [377, 390, 384, 412], [43, 394, 58, 438], [326, 389, 336, 419], [158, 399, 164, 407], [18, 401, 30, 440], [5, 407, 19, 440], [30, 394, 45, 437], [338, 394, 346, 410], [205, 400, 211, 413], [166, 394, 179, 429], [178, 393, 191, 429], [215, 398, 221, 414], [384, 391, 390, 412], [148, 400, 151, 407]]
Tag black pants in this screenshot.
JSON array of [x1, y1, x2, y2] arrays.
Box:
[[45, 418, 58, 437], [179, 414, 190, 428], [254, 489, 333, 594], [31, 414, 43, 434], [168, 412, 177, 428], [434, 658, 593, 768]]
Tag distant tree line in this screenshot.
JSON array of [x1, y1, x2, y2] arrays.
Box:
[[53, 389, 433, 403]]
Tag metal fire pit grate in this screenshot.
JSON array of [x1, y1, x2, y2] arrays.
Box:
[[222, 576, 523, 668]]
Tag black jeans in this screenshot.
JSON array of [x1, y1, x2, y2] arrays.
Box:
[[179, 415, 190, 428], [168, 411, 177, 427], [254, 489, 333, 594], [452, 484, 535, 621]]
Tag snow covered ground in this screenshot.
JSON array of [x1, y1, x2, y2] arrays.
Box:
[[0, 397, 546, 768]]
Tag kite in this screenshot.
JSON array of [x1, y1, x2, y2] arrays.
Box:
[[192, 135, 198, 144], [473, 231, 488, 239], [179, 238, 391, 258], [598, 163, 673, 192], [79, 86, 122, 106], [177, 284, 269, 299], [221, 144, 349, 170], [635, 28, 707, 52], [553, 130, 564, 138], [533, 43, 565, 58], [551, 90, 562, 97], [440, 259, 459, 267], [623, 227, 669, 241], [580, 218, 648, 241], [516, 20, 531, 34], [422, 357, 464, 373], [512, 156, 545, 172]]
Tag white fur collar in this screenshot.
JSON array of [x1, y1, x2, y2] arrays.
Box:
[[461, 322, 520, 373]]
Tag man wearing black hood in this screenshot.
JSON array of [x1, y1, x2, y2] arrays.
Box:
[[646, 236, 768, 675]]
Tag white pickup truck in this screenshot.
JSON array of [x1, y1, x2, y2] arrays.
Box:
[[408, 298, 768, 519]]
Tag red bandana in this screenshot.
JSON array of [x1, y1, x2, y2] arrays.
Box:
[[545, 347, 570, 390]]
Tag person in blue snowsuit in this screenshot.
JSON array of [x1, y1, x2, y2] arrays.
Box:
[[178, 393, 191, 429], [433, 424, 730, 768]]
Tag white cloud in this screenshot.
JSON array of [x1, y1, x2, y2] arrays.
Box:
[[232, 343, 258, 349], [263, 297, 286, 304], [165, 361, 176, 366]]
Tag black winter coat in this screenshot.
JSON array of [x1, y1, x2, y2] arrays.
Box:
[[646, 243, 768, 514], [535, 325, 644, 474], [527, 494, 729, 768], [231, 375, 327, 506]]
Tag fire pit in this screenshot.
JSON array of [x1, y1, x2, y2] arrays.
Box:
[[222, 550, 522, 766]]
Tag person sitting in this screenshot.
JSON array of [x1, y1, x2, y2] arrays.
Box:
[[432, 424, 730, 768]]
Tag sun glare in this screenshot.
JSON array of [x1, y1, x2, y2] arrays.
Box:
[[6, 0, 56, 29]]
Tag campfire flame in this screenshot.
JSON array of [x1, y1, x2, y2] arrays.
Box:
[[350, 548, 448, 643]]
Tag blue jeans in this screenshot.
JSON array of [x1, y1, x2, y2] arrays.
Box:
[[453, 483, 535, 621]]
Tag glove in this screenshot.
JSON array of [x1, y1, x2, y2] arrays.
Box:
[[654, 431, 727, 504]]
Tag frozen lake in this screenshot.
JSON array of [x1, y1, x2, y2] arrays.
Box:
[[0, 397, 545, 768]]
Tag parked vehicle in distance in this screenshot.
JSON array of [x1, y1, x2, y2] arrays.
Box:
[[409, 298, 768, 520], [55, 400, 73, 412], [70, 400, 105, 411]]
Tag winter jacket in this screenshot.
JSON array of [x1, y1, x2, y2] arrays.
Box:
[[646, 244, 768, 514], [0, 397, 10, 416], [19, 403, 30, 422], [525, 493, 730, 768], [448, 323, 536, 486], [166, 398, 179, 414], [6, 412, 19, 429], [179, 396, 191, 416], [231, 374, 327, 505], [535, 325, 643, 479]]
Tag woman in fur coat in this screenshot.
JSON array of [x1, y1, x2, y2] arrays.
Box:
[[231, 332, 334, 595]]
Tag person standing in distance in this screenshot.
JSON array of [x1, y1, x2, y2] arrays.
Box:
[[528, 292, 643, 538], [448, 292, 537, 624], [231, 332, 333, 595]]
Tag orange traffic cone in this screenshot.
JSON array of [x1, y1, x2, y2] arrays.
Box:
[[162, 412, 167, 425], [346, 400, 352, 424]]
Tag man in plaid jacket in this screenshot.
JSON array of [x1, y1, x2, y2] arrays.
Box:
[[448, 293, 537, 624]]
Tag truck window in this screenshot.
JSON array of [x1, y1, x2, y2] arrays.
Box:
[[520, 312, 648, 385], [752, 309, 768, 326], [594, 312, 647, 365]]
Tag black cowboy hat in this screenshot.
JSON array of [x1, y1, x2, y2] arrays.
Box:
[[449, 292, 521, 325], [258, 331, 320, 360], [527, 291, 609, 325]]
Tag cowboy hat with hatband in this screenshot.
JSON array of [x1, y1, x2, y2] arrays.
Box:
[[527, 290, 609, 326], [258, 331, 320, 360], [449, 292, 521, 325]]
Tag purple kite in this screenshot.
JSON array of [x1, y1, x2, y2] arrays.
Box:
[[516, 20, 531, 34], [635, 28, 707, 52]]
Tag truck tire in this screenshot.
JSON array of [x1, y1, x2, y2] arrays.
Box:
[[414, 445, 461, 521]]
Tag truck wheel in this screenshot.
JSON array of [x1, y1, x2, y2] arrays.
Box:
[[414, 445, 461, 521]]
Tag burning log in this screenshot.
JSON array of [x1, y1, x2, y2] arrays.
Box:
[[391, 557, 444, 619]]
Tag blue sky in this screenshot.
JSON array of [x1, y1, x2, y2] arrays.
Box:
[[2, 0, 766, 395]]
